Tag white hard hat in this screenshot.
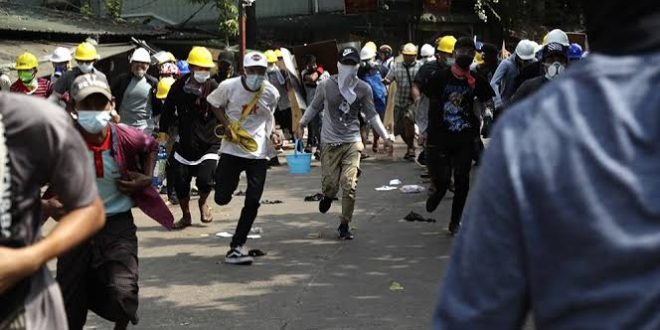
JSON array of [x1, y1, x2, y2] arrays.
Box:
[[244, 51, 267, 68], [420, 44, 435, 57], [50, 47, 72, 63], [544, 29, 570, 47], [130, 48, 151, 63], [515, 39, 537, 61], [360, 46, 376, 61]]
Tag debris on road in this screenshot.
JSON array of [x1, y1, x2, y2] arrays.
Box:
[[399, 185, 425, 193], [403, 211, 437, 223], [389, 281, 404, 291], [389, 179, 402, 185], [375, 185, 397, 191]]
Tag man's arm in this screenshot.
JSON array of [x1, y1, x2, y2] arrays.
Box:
[[300, 80, 325, 127], [490, 61, 509, 109], [434, 125, 528, 329], [0, 197, 105, 293]]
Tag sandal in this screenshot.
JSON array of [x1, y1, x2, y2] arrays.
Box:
[[200, 205, 213, 224], [172, 218, 192, 230]]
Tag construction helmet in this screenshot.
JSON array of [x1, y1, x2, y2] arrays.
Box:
[[568, 43, 584, 61], [156, 77, 176, 100], [264, 50, 277, 64], [420, 44, 435, 57], [543, 29, 570, 47], [515, 39, 537, 61], [379, 44, 393, 53], [474, 52, 484, 65], [360, 46, 376, 61], [364, 41, 377, 53], [50, 47, 72, 63], [437, 36, 457, 54], [15, 52, 39, 70], [130, 48, 151, 64], [274, 49, 283, 58], [74, 42, 98, 61], [153, 51, 176, 65], [186, 46, 215, 68], [401, 43, 418, 56]]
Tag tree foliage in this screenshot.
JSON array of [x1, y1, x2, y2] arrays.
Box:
[[188, 0, 239, 41]]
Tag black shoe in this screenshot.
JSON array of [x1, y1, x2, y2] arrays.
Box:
[[448, 222, 461, 236], [224, 246, 254, 265], [338, 223, 354, 240], [319, 196, 332, 213], [415, 151, 427, 167], [426, 192, 442, 213]]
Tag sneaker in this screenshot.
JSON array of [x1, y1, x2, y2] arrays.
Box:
[[319, 196, 332, 214], [224, 247, 254, 265], [426, 192, 442, 213], [338, 223, 354, 240]]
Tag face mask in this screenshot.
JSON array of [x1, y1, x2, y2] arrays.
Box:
[[456, 55, 473, 69], [77, 110, 112, 134], [53, 65, 66, 77], [193, 71, 210, 83], [337, 62, 359, 104], [78, 63, 94, 73], [134, 69, 146, 79], [544, 61, 565, 80], [19, 71, 34, 84], [244, 74, 265, 91], [445, 58, 455, 67], [338, 62, 359, 79]]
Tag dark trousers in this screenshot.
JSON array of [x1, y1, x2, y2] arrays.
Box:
[[427, 138, 474, 227], [56, 212, 139, 330], [214, 153, 268, 248], [170, 158, 217, 199], [274, 108, 293, 135], [307, 112, 322, 148]]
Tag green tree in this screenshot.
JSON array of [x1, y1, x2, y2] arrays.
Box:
[[187, 0, 239, 45]]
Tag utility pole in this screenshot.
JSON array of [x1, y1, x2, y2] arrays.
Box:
[[238, 0, 255, 71]]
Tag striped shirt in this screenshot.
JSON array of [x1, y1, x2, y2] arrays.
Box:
[[10, 78, 52, 98]]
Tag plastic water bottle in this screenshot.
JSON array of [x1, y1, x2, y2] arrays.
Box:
[[152, 144, 168, 188]]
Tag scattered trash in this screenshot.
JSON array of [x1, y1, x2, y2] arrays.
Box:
[[375, 186, 397, 191], [250, 227, 263, 234], [304, 193, 338, 202], [200, 233, 209, 237], [248, 249, 266, 257], [389, 281, 404, 291], [403, 211, 437, 223], [307, 232, 322, 239], [234, 190, 245, 196], [399, 185, 425, 193], [215, 232, 261, 239], [389, 179, 402, 186], [261, 199, 283, 204]]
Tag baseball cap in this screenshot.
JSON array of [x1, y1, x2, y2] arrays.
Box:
[[338, 47, 360, 64], [71, 73, 112, 102], [243, 51, 267, 68], [542, 42, 568, 61], [218, 51, 235, 65]]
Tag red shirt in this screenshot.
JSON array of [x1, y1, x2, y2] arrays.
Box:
[[9, 78, 52, 98]]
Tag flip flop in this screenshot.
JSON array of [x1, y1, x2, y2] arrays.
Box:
[[200, 206, 213, 224]]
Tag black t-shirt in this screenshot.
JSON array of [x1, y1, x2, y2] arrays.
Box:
[[414, 61, 447, 92], [424, 69, 495, 145], [514, 61, 543, 92]]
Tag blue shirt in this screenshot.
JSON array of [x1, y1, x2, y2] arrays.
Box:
[[435, 52, 660, 329], [87, 149, 133, 216], [490, 55, 521, 108]]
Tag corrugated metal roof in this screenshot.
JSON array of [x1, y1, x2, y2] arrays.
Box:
[[0, 40, 136, 80], [0, 2, 164, 36]]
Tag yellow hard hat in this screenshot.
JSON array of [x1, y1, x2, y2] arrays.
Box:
[[274, 49, 283, 58], [401, 43, 417, 55], [364, 41, 377, 53], [187, 46, 215, 68], [74, 42, 98, 61], [156, 77, 176, 100], [437, 36, 457, 54], [15, 52, 38, 70], [474, 52, 484, 65], [264, 50, 278, 64]]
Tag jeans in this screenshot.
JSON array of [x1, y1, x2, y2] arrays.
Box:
[[427, 137, 474, 227], [214, 153, 268, 248]]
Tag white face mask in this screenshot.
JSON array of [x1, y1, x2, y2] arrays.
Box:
[[78, 63, 94, 74], [545, 61, 565, 80], [445, 58, 455, 67], [193, 71, 210, 83], [134, 69, 146, 79], [337, 62, 359, 105], [77, 110, 112, 134]]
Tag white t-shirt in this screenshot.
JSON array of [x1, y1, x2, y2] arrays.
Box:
[[206, 77, 280, 159]]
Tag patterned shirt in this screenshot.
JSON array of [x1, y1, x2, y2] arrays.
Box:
[[9, 78, 52, 98], [386, 60, 421, 107]]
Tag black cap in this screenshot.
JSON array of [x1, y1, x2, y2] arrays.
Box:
[[455, 37, 476, 51], [217, 51, 235, 64], [481, 43, 498, 55], [338, 47, 360, 64], [542, 42, 568, 61]]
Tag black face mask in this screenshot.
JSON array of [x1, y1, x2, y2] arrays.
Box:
[[456, 55, 473, 69]]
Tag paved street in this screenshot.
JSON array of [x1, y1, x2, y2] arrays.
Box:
[[49, 147, 459, 330]]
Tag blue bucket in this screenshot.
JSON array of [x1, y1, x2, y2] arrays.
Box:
[[286, 139, 312, 175]]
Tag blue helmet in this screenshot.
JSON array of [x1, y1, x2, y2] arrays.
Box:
[[176, 60, 190, 75], [568, 43, 583, 61]]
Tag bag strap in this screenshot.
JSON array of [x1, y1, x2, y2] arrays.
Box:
[[238, 84, 265, 123]]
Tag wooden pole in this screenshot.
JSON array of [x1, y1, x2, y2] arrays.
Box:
[[239, 0, 247, 71]]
